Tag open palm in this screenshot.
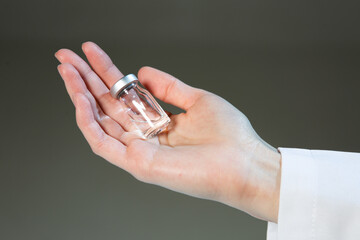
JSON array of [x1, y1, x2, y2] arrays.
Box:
[[55, 42, 281, 222]]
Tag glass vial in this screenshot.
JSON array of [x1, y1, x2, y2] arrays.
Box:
[[110, 74, 170, 138]]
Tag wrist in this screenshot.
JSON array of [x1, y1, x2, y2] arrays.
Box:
[[253, 144, 282, 223], [265, 146, 282, 223], [232, 141, 281, 223], [219, 140, 282, 223]]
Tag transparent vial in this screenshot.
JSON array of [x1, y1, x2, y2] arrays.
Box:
[[110, 74, 170, 138]]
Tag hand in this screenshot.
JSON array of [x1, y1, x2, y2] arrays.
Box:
[[55, 42, 281, 223]]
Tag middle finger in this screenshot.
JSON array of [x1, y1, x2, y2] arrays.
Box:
[[55, 48, 137, 132]]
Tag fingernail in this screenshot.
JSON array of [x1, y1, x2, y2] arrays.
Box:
[[54, 51, 64, 62], [82, 42, 91, 53], [57, 64, 62, 73]]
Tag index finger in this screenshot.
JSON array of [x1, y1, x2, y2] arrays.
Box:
[[81, 41, 124, 88]]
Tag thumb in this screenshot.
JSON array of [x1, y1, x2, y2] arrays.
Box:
[[137, 66, 204, 110]]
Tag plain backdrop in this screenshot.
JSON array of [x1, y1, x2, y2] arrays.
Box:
[[1, 0, 359, 239]]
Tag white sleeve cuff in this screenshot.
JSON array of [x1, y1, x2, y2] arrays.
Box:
[[266, 147, 360, 240]]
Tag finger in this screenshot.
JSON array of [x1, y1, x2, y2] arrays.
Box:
[[137, 66, 205, 110], [97, 114, 126, 143], [74, 93, 129, 170], [58, 63, 126, 140], [57, 63, 99, 113], [56, 50, 135, 132], [55, 48, 109, 98], [81, 41, 124, 88]]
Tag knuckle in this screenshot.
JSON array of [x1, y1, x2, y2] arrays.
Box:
[[164, 78, 177, 102], [98, 92, 112, 104], [60, 63, 76, 76], [103, 62, 115, 76], [84, 68, 96, 79]]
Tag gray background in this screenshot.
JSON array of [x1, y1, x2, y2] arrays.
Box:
[[1, 0, 359, 239]]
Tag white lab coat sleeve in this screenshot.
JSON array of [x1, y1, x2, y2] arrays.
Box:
[[266, 147, 360, 240]]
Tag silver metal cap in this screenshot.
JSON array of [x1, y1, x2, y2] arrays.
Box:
[[110, 74, 138, 98]]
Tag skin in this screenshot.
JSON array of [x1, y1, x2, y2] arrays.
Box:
[[55, 41, 282, 223]]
